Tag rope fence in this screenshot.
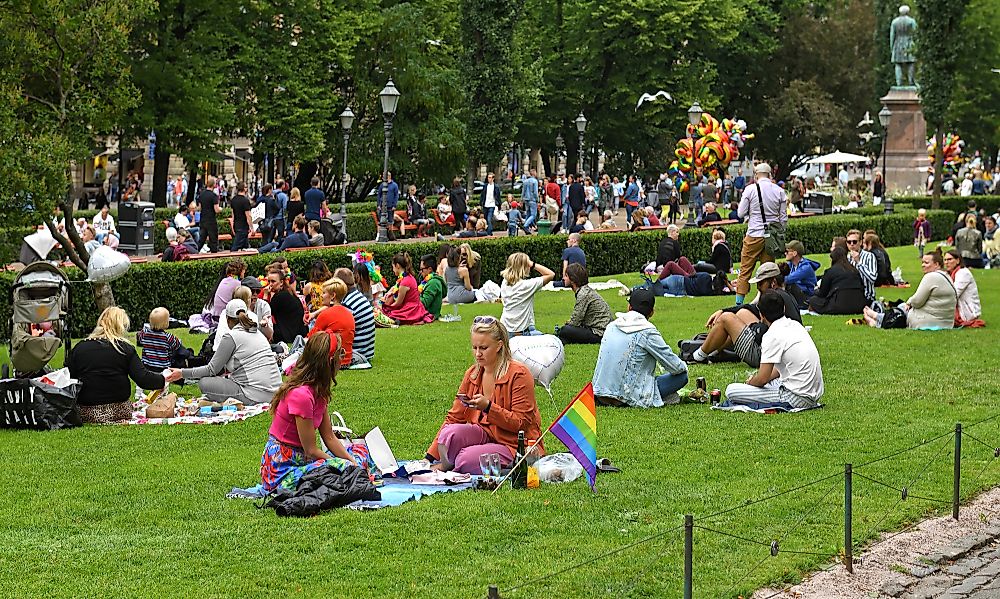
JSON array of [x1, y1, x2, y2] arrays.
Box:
[[484, 416, 1000, 598]]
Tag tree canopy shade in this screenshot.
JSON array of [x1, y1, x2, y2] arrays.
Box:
[[915, 0, 970, 204], [0, 0, 149, 309]]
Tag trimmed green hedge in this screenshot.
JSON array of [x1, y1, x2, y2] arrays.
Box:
[[0, 209, 952, 340], [897, 195, 1000, 217]]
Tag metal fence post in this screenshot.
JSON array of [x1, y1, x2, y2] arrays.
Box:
[[953, 422, 962, 521], [844, 463, 853, 574], [488, 584, 500, 599], [684, 514, 694, 599]]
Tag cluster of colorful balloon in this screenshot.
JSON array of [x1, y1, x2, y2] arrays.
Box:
[[926, 133, 964, 174], [666, 114, 752, 192]]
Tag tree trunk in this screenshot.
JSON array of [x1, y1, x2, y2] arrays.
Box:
[[45, 194, 117, 310], [185, 165, 199, 205], [932, 127, 943, 210], [466, 159, 476, 196], [540, 148, 552, 178], [293, 161, 318, 199], [151, 149, 170, 208], [93, 281, 116, 312]]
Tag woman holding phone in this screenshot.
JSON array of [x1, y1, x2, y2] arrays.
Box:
[[427, 316, 544, 473]]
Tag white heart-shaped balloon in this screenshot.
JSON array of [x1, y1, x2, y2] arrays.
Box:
[[509, 334, 565, 391], [87, 245, 131, 283]]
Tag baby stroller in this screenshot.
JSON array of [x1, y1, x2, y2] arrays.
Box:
[[4, 261, 72, 379]]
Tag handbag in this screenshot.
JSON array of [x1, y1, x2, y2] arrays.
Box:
[[755, 182, 786, 257]]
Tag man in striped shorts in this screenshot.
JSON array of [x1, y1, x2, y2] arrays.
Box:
[[687, 263, 800, 367]]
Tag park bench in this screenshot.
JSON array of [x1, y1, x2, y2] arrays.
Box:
[[370, 210, 417, 236], [701, 219, 740, 227]]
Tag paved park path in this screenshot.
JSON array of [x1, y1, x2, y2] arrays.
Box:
[[753, 486, 1000, 599]]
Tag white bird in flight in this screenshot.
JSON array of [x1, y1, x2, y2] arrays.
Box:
[[858, 131, 878, 143], [635, 90, 672, 110], [856, 111, 874, 128]]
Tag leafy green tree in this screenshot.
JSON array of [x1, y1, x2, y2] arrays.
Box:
[[0, 0, 148, 309], [946, 0, 1000, 167], [915, 0, 970, 205], [459, 0, 527, 183], [127, 0, 239, 207]]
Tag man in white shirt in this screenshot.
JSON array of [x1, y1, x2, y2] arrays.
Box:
[[481, 172, 500, 235], [173, 203, 201, 244], [735, 163, 787, 305], [838, 167, 849, 193], [724, 291, 824, 409], [960, 173, 974, 197]]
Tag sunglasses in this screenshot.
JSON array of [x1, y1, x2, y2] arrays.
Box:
[[846, 239, 859, 245], [473, 316, 497, 324]]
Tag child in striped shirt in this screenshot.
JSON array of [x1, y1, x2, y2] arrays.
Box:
[[136, 307, 181, 371]]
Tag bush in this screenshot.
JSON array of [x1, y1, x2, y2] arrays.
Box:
[[0, 209, 952, 340], [896, 195, 1000, 218]]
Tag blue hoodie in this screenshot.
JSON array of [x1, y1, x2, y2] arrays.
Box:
[[785, 257, 820, 296]]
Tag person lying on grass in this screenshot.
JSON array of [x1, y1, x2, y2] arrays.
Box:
[[427, 316, 544, 474], [260, 332, 357, 492], [723, 291, 824, 409]]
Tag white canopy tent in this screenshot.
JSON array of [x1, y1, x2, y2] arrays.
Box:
[[806, 151, 871, 165]]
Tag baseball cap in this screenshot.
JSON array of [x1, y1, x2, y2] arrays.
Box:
[[241, 275, 263, 290], [754, 163, 772, 174], [225, 299, 249, 319], [628, 287, 656, 317], [748, 262, 781, 284], [785, 240, 805, 255]]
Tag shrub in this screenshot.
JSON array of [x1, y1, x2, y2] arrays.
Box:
[[896, 195, 1000, 218], [0, 210, 952, 339]]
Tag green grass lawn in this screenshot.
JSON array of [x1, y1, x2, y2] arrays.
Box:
[[2, 245, 998, 598]]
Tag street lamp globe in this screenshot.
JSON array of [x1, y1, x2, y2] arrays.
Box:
[[339, 107, 355, 131], [687, 102, 703, 127], [878, 105, 892, 128], [575, 112, 587, 133], [379, 79, 401, 117]]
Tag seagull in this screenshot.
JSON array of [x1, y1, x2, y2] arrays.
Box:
[[858, 131, 878, 143], [635, 90, 672, 110], [856, 111, 874, 128], [993, 68, 1000, 73], [426, 39, 443, 46]]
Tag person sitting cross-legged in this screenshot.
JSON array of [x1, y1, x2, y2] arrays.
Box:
[[688, 262, 801, 367], [592, 288, 689, 407], [427, 316, 544, 474], [782, 240, 819, 304], [556, 264, 612, 344], [723, 291, 824, 410]]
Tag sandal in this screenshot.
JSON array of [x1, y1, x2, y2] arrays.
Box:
[[596, 458, 621, 474]]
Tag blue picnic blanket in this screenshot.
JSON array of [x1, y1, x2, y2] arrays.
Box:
[[711, 400, 824, 414], [346, 477, 475, 510]]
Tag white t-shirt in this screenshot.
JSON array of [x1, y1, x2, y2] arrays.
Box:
[[613, 182, 625, 197], [485, 183, 496, 208], [174, 213, 193, 230], [760, 317, 824, 401], [500, 276, 545, 333], [93, 213, 115, 233]]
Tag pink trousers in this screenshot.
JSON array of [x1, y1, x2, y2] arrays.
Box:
[[437, 423, 513, 474], [660, 256, 695, 278]]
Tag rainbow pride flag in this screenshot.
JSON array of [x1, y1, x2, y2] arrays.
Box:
[[549, 383, 598, 491]]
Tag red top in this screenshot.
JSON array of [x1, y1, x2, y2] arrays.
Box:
[[309, 304, 355, 366], [545, 182, 561, 206]]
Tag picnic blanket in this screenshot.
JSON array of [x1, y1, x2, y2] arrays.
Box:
[[711, 400, 824, 414], [125, 400, 269, 425], [543, 278, 630, 293], [226, 461, 477, 509]]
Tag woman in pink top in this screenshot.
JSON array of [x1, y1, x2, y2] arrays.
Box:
[[260, 332, 356, 492]]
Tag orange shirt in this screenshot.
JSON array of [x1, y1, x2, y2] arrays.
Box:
[[427, 361, 545, 458], [309, 305, 354, 366]]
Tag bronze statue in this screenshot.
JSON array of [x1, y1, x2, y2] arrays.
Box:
[[890, 5, 917, 87]]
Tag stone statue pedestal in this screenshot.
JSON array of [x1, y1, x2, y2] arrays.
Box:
[[880, 87, 928, 194]]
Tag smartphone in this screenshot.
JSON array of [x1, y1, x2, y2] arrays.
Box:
[[456, 393, 471, 406]]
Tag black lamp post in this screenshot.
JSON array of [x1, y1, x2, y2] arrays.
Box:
[[686, 102, 703, 225], [575, 112, 587, 176], [376, 79, 400, 243], [338, 107, 354, 240], [555, 133, 564, 173], [878, 105, 893, 214]]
